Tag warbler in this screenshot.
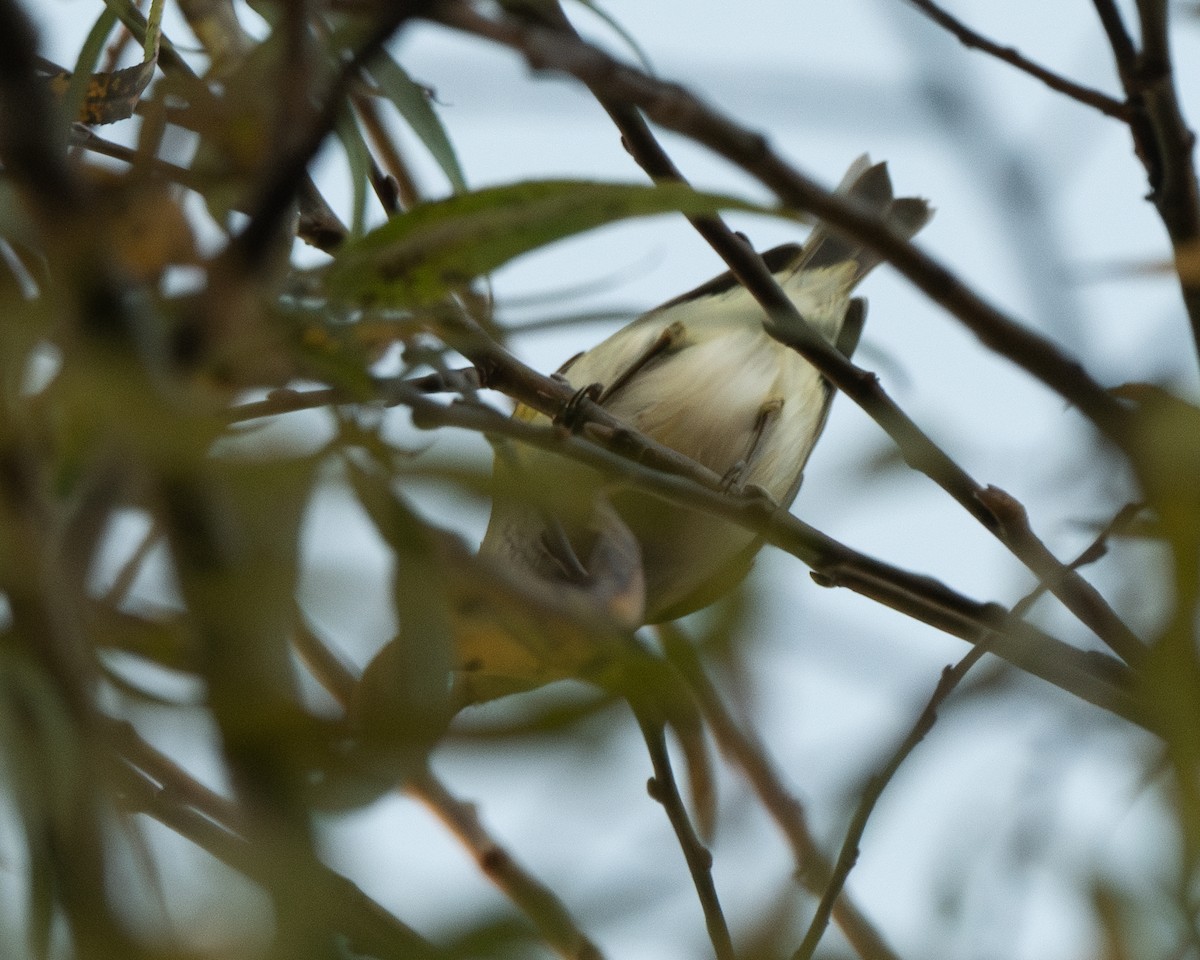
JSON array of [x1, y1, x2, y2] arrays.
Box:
[[465, 157, 931, 693]]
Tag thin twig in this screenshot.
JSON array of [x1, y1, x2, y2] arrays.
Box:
[[104, 521, 161, 606], [791, 501, 1141, 958], [639, 716, 736, 960], [292, 615, 607, 960], [902, 0, 1127, 119], [791, 643, 989, 960], [661, 630, 901, 960], [355, 92, 422, 210], [410, 773, 607, 960], [1089, 0, 1200, 363], [1134, 5, 1200, 365], [112, 720, 246, 830], [112, 743, 438, 960], [234, 379, 1142, 727], [226, 387, 343, 424], [432, 3, 1131, 445], [1092, 0, 1138, 66]]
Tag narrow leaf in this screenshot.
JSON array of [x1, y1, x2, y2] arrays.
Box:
[[334, 111, 371, 239], [325, 178, 766, 306], [366, 53, 467, 193], [570, 0, 654, 72]]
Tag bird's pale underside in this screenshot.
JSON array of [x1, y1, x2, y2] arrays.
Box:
[[461, 157, 932, 701]]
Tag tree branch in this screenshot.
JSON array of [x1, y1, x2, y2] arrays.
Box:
[[1133, 3, 1200, 365], [902, 0, 1128, 119], [291, 617, 607, 960], [792, 643, 989, 960], [791, 502, 1139, 957], [1090, 0, 1200, 364], [1092, 0, 1138, 66], [113, 724, 438, 960], [639, 717, 736, 960], [662, 630, 902, 960], [411, 773, 607, 960], [306, 379, 1142, 727]]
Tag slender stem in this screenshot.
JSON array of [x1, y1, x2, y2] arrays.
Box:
[[235, 379, 1143, 727], [292, 616, 607, 960], [639, 716, 736, 960], [902, 0, 1128, 119], [791, 502, 1140, 957], [791, 644, 989, 960], [1090, 0, 1200, 365], [411, 774, 607, 960], [662, 631, 902, 960], [356, 92, 422, 209], [104, 522, 161, 606], [112, 744, 437, 960], [1092, 0, 1137, 66]]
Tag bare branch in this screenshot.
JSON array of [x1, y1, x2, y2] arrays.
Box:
[[1092, 0, 1138, 66], [662, 630, 903, 960], [1132, 0, 1200, 364], [1136, 0, 1170, 73], [103, 522, 161, 607], [113, 724, 438, 960], [639, 718, 736, 960], [411, 774, 607, 960], [792, 643, 990, 960], [791, 501, 1143, 958], [292, 618, 607, 960], [902, 0, 1128, 119], [1089, 0, 1200, 364]]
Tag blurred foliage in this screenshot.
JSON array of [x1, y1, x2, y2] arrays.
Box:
[[0, 1, 769, 957], [0, 1, 1197, 960]]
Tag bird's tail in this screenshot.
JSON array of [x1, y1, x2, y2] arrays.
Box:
[[797, 154, 933, 282]]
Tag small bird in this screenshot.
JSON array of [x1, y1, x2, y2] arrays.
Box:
[[464, 157, 931, 695]]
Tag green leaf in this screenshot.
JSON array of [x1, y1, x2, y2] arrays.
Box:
[[101, 0, 187, 66], [325, 178, 765, 307], [144, 0, 165, 60], [0, 648, 87, 960], [365, 52, 467, 193], [570, 0, 654, 73], [333, 110, 371, 239], [307, 461, 452, 808], [46, 0, 163, 129], [60, 8, 119, 129]]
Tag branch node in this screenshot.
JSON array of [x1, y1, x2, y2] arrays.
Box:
[[975, 484, 1027, 538], [480, 844, 509, 874], [809, 570, 837, 589]]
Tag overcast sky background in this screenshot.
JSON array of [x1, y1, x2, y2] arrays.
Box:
[[22, 1, 1200, 958]]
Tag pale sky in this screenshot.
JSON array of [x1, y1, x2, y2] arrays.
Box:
[[20, 2, 1197, 958]]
